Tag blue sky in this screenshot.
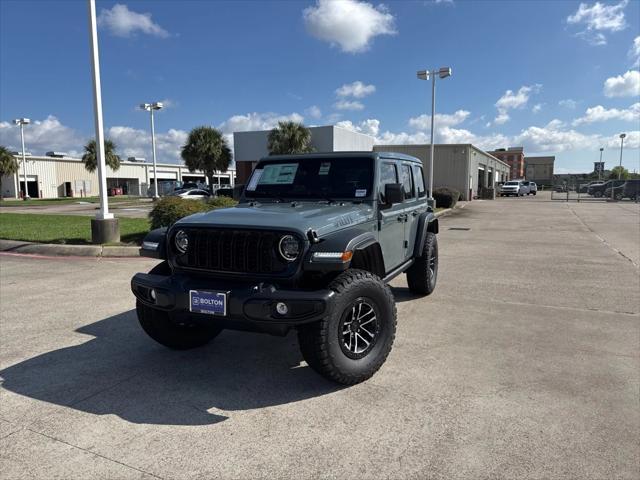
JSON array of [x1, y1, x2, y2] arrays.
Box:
[[1, 0, 639, 173]]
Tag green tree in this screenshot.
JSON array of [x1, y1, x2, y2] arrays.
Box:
[[181, 126, 232, 188], [267, 121, 313, 155], [0, 145, 19, 200], [609, 166, 629, 180], [82, 139, 121, 173]]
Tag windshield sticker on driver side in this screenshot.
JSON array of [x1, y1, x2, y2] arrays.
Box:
[[355, 189, 367, 197], [318, 162, 331, 175], [259, 163, 299, 185], [246, 169, 263, 191]]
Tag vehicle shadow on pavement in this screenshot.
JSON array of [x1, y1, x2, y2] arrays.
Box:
[[390, 287, 423, 303], [0, 310, 342, 426]]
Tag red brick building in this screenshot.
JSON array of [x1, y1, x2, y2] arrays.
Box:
[[486, 147, 525, 179]]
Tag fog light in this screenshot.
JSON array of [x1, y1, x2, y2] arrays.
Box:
[[276, 302, 288, 315], [150, 289, 157, 302]]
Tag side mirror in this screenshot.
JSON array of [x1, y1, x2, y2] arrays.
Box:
[[384, 183, 404, 205]]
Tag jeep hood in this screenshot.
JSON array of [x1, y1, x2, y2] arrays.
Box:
[[176, 202, 374, 238]]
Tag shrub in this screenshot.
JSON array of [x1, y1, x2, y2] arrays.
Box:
[[433, 186, 460, 209], [207, 195, 238, 209], [149, 196, 237, 229]]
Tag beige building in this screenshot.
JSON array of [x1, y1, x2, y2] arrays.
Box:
[[525, 156, 555, 186], [1, 154, 235, 199], [373, 144, 510, 200]]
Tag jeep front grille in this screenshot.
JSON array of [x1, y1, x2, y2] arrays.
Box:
[[174, 228, 291, 274]]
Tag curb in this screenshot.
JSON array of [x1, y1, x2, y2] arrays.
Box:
[[1, 206, 461, 258], [0, 239, 140, 257]]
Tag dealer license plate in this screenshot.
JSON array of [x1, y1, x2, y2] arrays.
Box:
[[189, 290, 227, 316]]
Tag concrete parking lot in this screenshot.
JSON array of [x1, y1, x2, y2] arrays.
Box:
[[1, 193, 638, 479]]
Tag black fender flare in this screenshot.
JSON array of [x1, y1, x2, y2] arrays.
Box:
[[304, 227, 382, 273], [139, 227, 168, 259], [413, 213, 438, 258]]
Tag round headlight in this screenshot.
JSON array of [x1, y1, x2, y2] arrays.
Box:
[[174, 230, 189, 254], [278, 235, 300, 261]]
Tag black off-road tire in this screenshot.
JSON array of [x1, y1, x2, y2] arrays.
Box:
[[297, 269, 397, 385], [406, 232, 438, 295], [136, 261, 222, 350]]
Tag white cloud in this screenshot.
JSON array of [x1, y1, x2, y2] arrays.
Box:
[[493, 111, 510, 125], [559, 99, 578, 109], [567, 1, 628, 44], [407, 110, 470, 129], [333, 100, 365, 111], [108, 126, 187, 162], [336, 119, 380, 137], [303, 0, 396, 53], [532, 104, 543, 114], [603, 70, 640, 97], [336, 81, 376, 98], [494, 84, 541, 124], [573, 103, 640, 125], [0, 115, 84, 157], [514, 119, 600, 152], [304, 105, 322, 119], [98, 4, 169, 38], [630, 36, 640, 67], [603, 130, 639, 149], [217, 112, 304, 134]]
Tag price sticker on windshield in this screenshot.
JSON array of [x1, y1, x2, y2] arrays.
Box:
[[246, 169, 263, 191], [355, 189, 367, 197]]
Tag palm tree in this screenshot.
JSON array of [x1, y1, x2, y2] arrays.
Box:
[[82, 139, 121, 173], [181, 126, 232, 188], [0, 145, 19, 200], [267, 121, 313, 155]]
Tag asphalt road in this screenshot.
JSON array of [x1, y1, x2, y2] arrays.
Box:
[[1, 193, 638, 479]]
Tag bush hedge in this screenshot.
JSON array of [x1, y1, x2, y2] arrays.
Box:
[[149, 196, 237, 229], [433, 186, 460, 209]]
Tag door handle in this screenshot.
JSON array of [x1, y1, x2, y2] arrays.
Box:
[[411, 211, 418, 217], [397, 215, 404, 222]]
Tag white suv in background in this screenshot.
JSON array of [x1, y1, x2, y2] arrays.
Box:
[[500, 181, 529, 197], [522, 181, 537, 195]]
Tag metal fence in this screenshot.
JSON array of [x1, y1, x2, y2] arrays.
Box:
[[551, 179, 639, 202]]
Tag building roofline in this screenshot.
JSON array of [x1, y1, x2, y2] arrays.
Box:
[[374, 143, 510, 168]]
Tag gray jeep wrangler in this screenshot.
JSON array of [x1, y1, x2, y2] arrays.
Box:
[[131, 152, 439, 385]]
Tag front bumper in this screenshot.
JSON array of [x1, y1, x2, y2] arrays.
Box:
[[131, 272, 335, 327]]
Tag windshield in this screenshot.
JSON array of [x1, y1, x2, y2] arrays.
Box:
[[504, 181, 520, 186], [245, 157, 374, 200]]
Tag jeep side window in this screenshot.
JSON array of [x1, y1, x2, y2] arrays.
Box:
[[379, 162, 398, 203], [400, 164, 414, 199], [413, 165, 426, 198]]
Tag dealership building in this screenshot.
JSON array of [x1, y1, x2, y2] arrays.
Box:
[[373, 144, 510, 200], [1, 153, 235, 199]]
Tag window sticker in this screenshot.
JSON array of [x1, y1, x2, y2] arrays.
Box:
[[246, 169, 263, 191], [355, 189, 367, 197], [259, 163, 299, 185], [318, 162, 331, 175]]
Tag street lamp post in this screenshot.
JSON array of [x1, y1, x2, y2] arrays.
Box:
[[618, 133, 626, 180], [13, 118, 30, 200], [417, 67, 452, 207], [140, 102, 163, 199], [598, 147, 604, 181], [87, 0, 119, 243]]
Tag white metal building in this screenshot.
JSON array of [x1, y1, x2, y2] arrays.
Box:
[[1, 154, 235, 199]]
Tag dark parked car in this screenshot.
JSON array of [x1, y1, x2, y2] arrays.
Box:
[[132, 152, 440, 385], [588, 180, 625, 197], [622, 179, 640, 200]]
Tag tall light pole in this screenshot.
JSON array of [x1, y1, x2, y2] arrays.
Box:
[[598, 147, 604, 181], [140, 102, 163, 199], [417, 66, 452, 207], [13, 118, 30, 200], [618, 133, 626, 180], [87, 0, 119, 243]]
